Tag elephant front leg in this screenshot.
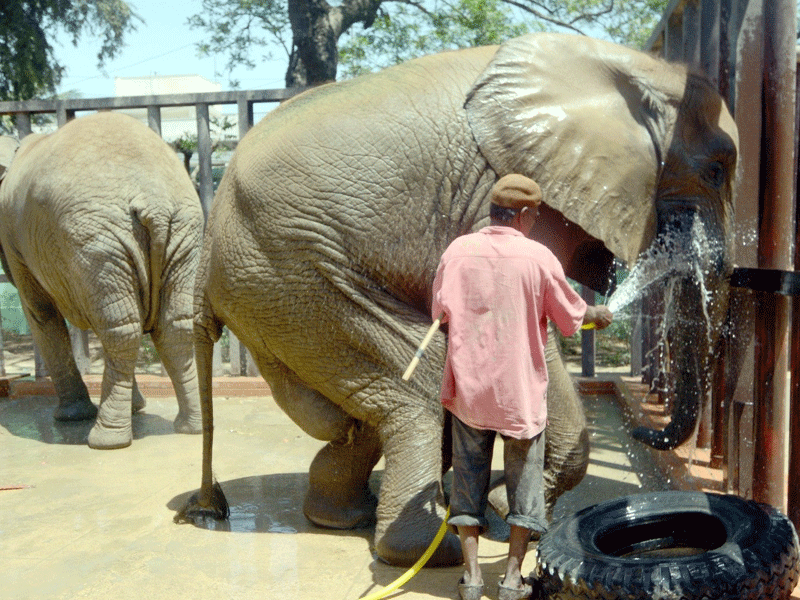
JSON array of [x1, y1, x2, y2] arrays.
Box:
[[87, 323, 142, 449], [304, 421, 382, 529], [542, 332, 590, 520], [374, 411, 462, 567]]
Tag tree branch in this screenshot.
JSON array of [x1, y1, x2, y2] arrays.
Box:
[[500, 0, 587, 35], [336, 0, 385, 35], [383, 0, 437, 19]]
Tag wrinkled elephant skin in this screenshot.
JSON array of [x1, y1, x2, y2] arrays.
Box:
[[0, 112, 203, 449], [179, 33, 738, 566]]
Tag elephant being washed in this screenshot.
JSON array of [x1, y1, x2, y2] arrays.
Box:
[[0, 112, 203, 449], [178, 33, 738, 566]]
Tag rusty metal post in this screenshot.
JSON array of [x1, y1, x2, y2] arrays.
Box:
[[725, 0, 763, 501], [752, 0, 796, 513], [146, 105, 162, 136], [711, 0, 733, 477], [700, 0, 721, 85], [682, 0, 701, 66], [666, 9, 685, 61], [789, 43, 800, 530], [696, 0, 725, 450]]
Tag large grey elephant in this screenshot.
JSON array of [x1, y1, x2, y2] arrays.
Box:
[[177, 33, 738, 566], [0, 112, 203, 449]]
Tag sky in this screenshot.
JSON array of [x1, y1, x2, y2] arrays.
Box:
[[54, 0, 288, 99]]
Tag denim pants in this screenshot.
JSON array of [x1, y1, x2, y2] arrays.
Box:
[[448, 414, 548, 534]]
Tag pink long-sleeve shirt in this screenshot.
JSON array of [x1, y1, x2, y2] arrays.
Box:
[[431, 226, 587, 439]]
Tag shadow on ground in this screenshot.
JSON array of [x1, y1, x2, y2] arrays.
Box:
[[0, 395, 177, 445]]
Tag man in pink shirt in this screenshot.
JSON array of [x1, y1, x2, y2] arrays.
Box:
[[432, 174, 612, 600]]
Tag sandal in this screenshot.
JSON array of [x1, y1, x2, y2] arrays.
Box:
[[458, 576, 484, 600], [497, 576, 533, 600]]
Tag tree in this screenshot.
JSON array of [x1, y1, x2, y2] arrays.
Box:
[[338, 0, 532, 78], [0, 1, 139, 102], [189, 0, 669, 87]]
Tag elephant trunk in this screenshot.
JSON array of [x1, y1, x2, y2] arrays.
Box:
[[630, 209, 730, 451], [630, 277, 711, 450]]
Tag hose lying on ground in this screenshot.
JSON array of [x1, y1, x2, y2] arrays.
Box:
[[359, 507, 451, 600]]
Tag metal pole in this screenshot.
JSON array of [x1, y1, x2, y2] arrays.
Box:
[[787, 32, 800, 532], [237, 98, 254, 138], [147, 105, 162, 136], [682, 0, 701, 67], [700, 0, 721, 85], [580, 286, 595, 378], [724, 0, 763, 501], [752, 0, 796, 512]]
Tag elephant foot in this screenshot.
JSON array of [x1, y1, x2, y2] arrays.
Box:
[[375, 510, 463, 567], [303, 423, 382, 529], [173, 413, 202, 435], [132, 388, 146, 413], [54, 397, 98, 422], [87, 421, 132, 449], [303, 485, 377, 529]]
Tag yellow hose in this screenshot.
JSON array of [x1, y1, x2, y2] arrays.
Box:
[[359, 507, 451, 600]]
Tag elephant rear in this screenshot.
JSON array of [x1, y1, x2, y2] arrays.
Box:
[[0, 112, 203, 449]]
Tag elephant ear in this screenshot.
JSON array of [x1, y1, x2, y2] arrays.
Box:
[[0, 136, 20, 181], [465, 33, 687, 266]]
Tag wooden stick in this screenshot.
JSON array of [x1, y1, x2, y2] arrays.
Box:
[[402, 312, 444, 381]]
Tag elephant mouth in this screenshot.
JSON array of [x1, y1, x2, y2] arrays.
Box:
[[656, 200, 726, 277]]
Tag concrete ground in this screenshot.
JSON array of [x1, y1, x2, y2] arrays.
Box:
[[0, 371, 796, 600]]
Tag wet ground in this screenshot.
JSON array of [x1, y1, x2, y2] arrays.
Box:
[[0, 372, 794, 600]]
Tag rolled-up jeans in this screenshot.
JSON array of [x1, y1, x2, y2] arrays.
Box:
[[448, 414, 548, 535]]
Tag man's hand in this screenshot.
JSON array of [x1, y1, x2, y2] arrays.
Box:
[[584, 305, 613, 330]]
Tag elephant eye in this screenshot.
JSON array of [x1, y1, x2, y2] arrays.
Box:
[[703, 161, 726, 188]]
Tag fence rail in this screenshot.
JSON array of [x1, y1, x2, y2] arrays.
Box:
[[0, 87, 306, 214]]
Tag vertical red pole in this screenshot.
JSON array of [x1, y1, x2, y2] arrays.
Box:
[[727, 0, 763, 501], [752, 0, 796, 512], [788, 26, 800, 532]]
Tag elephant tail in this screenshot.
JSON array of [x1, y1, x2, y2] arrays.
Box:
[[129, 197, 169, 333], [129, 196, 202, 335], [173, 236, 230, 524]]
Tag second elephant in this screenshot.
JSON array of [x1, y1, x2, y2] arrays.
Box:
[[0, 112, 203, 449]]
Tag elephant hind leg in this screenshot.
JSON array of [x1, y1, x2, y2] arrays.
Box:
[[132, 378, 146, 413], [304, 421, 382, 529], [256, 355, 381, 529], [87, 319, 142, 449], [13, 270, 95, 421], [151, 316, 201, 435]]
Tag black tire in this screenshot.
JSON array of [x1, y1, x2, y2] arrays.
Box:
[[535, 491, 800, 600]]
